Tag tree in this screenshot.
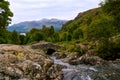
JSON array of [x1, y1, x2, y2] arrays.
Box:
[[0, 28, 11, 43], [41, 25, 55, 37], [67, 33, 72, 41], [95, 38, 120, 60], [52, 32, 60, 42], [0, 0, 13, 44], [101, 0, 120, 16], [24, 28, 45, 44], [0, 0, 13, 29], [42, 25, 49, 37], [32, 31, 45, 42], [101, 0, 120, 32], [73, 28, 83, 39], [60, 32, 67, 41], [49, 26, 55, 36], [85, 16, 114, 40], [60, 32, 72, 41], [19, 35, 25, 45], [11, 30, 20, 44]]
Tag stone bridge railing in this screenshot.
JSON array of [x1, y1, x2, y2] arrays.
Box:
[[31, 42, 62, 51]]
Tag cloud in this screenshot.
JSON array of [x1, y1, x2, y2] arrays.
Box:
[[8, 0, 103, 24]]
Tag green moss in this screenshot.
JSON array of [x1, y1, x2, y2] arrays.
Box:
[[17, 52, 25, 59]]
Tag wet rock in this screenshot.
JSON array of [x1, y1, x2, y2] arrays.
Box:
[[63, 50, 105, 66], [52, 52, 67, 59], [63, 71, 91, 80], [62, 52, 81, 65], [112, 59, 120, 65], [78, 55, 106, 65], [47, 64, 64, 80], [69, 59, 79, 65]]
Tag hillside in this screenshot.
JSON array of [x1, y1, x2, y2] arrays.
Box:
[[60, 7, 120, 60], [8, 19, 67, 33], [62, 7, 119, 40], [62, 8, 101, 33]]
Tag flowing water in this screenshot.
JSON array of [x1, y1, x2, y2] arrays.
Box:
[[51, 57, 120, 80]]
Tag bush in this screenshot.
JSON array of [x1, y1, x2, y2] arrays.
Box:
[[95, 38, 120, 60]]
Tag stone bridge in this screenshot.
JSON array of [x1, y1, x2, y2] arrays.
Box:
[[31, 42, 63, 55]]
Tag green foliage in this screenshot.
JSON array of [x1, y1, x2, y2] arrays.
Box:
[[61, 8, 102, 41], [60, 41, 84, 55], [0, 28, 11, 44], [101, 0, 120, 16], [101, 0, 120, 33], [60, 32, 67, 41], [60, 7, 120, 60], [95, 38, 120, 60], [24, 28, 45, 44], [73, 28, 83, 39], [0, 29, 6, 43], [0, 0, 13, 44], [62, 21, 79, 34], [0, 0, 14, 44], [67, 33, 72, 41], [19, 35, 25, 45], [11, 30, 21, 44], [52, 32, 60, 42], [85, 16, 114, 40], [49, 26, 55, 36], [0, 0, 13, 28], [60, 32, 72, 41], [41, 25, 55, 37], [32, 31, 45, 41]]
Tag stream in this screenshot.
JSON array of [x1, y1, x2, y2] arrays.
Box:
[[51, 57, 120, 80]]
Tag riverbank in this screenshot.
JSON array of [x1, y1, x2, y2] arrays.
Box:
[[0, 42, 120, 80]]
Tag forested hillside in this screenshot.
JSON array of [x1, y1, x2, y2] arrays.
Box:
[[60, 0, 120, 60], [62, 7, 118, 40]]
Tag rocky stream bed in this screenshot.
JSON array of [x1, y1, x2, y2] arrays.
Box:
[[0, 42, 120, 80]]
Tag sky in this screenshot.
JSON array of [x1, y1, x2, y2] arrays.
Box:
[[8, 0, 103, 24]]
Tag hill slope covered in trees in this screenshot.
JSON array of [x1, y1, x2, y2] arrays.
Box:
[[60, 6, 120, 60]]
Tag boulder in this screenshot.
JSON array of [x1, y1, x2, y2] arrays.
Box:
[[62, 52, 81, 65], [52, 52, 67, 59], [78, 56, 106, 65], [76, 43, 88, 54], [0, 44, 64, 80]]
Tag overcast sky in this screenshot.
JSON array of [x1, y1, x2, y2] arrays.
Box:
[[8, 0, 103, 24]]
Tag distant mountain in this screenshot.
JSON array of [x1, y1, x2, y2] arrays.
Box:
[[8, 19, 67, 33]]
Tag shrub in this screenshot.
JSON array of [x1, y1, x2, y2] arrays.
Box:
[[95, 38, 120, 60]]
